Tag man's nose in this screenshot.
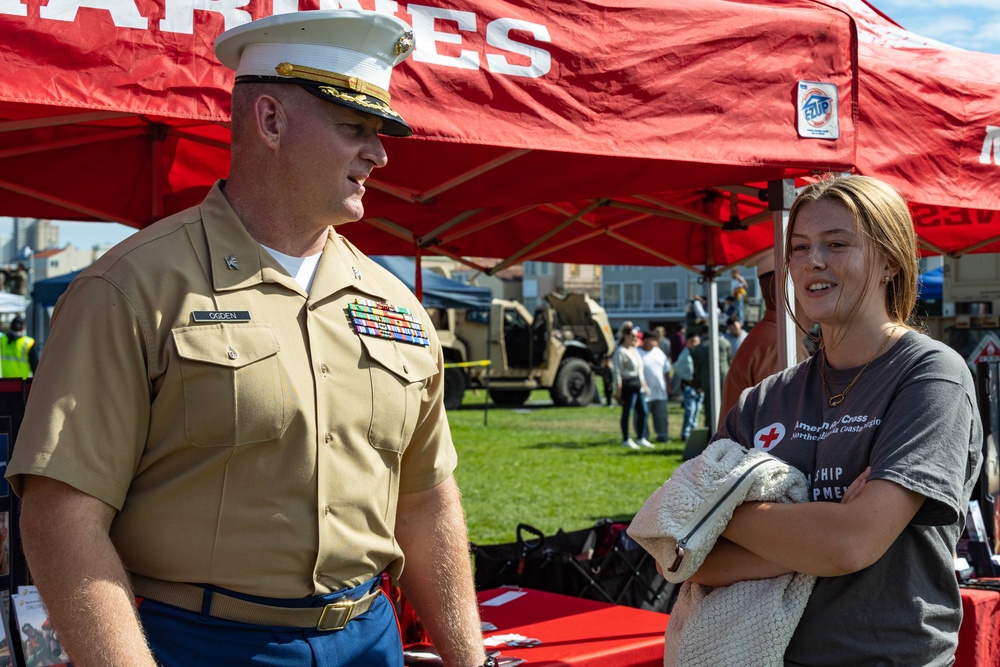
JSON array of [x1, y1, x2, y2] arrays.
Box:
[[364, 135, 388, 168]]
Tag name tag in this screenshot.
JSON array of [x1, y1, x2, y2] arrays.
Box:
[[192, 311, 252, 323]]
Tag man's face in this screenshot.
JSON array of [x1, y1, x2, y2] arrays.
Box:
[[279, 92, 388, 225], [687, 336, 700, 349]]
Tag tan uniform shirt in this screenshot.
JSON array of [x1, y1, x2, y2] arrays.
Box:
[[7, 183, 457, 597]]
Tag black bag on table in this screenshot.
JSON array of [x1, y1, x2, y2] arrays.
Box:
[[471, 519, 676, 613]]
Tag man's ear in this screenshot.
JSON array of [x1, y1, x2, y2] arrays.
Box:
[[252, 93, 285, 150]]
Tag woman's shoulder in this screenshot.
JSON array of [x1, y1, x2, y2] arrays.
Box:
[[894, 330, 971, 376]]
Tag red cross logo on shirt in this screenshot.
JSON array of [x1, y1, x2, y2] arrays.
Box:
[[754, 423, 786, 451]]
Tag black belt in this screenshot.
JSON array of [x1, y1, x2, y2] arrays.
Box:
[[131, 574, 380, 631]]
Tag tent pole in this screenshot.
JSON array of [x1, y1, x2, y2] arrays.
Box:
[[768, 180, 797, 371], [706, 270, 721, 433], [414, 246, 423, 301]]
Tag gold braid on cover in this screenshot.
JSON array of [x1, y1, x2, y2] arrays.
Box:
[[274, 63, 391, 105]]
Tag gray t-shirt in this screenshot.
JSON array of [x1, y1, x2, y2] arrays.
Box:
[[718, 330, 983, 667]]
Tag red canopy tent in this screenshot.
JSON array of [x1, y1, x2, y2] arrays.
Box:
[[819, 0, 1000, 258], [0, 0, 858, 272]]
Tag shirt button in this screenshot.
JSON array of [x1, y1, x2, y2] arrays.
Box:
[[320, 364, 329, 374], [324, 433, 333, 443], [227, 347, 238, 360]]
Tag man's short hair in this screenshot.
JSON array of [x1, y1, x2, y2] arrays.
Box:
[[10, 316, 24, 331]]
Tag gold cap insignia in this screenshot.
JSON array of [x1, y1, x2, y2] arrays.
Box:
[[395, 32, 414, 56]]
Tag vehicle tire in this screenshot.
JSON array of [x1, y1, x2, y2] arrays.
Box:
[[443, 367, 466, 410], [550, 357, 597, 407], [488, 389, 532, 406]]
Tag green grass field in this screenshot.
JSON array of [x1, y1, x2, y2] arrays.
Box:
[[448, 390, 688, 546]]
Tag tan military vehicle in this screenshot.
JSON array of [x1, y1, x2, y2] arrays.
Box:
[[430, 292, 615, 409]]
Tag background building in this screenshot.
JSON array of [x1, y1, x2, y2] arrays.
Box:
[[601, 265, 762, 332]]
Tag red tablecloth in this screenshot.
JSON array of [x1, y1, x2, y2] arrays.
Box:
[[458, 584, 1000, 666], [477, 588, 668, 667], [957, 585, 1000, 667]]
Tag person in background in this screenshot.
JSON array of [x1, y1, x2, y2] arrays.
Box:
[[692, 325, 732, 437], [673, 334, 702, 442], [696, 175, 982, 665], [718, 251, 811, 425], [611, 327, 653, 450], [638, 329, 671, 443], [723, 316, 748, 356], [0, 316, 37, 378], [688, 295, 709, 328], [668, 323, 686, 364], [730, 267, 748, 323], [595, 357, 612, 406], [7, 11, 490, 667], [653, 325, 672, 366]]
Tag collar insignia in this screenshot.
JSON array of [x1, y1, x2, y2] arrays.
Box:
[[225, 255, 239, 270]]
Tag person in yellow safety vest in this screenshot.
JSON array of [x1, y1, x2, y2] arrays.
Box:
[[0, 316, 38, 378]]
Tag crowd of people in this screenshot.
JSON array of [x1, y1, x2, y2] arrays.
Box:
[[602, 285, 755, 448], [600, 258, 814, 446]]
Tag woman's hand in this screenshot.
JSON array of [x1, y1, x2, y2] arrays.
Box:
[[842, 466, 871, 504]]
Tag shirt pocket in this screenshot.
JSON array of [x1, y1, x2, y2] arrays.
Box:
[[359, 335, 438, 454], [172, 325, 288, 447]]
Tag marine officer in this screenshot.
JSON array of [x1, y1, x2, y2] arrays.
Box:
[[7, 10, 491, 667]]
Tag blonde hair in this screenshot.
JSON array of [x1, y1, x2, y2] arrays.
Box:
[[782, 175, 919, 335]]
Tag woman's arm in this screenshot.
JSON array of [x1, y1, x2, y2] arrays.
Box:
[[687, 467, 875, 585], [723, 478, 923, 577], [687, 538, 792, 587]]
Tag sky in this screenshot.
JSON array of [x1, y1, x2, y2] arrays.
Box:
[[870, 0, 1000, 55], [1, 0, 998, 253]]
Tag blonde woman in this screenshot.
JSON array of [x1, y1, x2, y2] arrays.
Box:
[[694, 175, 982, 665]]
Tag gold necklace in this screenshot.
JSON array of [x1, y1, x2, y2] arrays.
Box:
[[820, 325, 899, 407]]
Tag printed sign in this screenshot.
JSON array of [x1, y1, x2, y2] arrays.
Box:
[[797, 81, 840, 140], [967, 331, 1000, 367]]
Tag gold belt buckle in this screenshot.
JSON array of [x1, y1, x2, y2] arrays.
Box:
[[316, 599, 355, 631]]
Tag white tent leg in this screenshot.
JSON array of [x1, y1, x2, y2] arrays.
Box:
[[769, 180, 797, 371], [707, 274, 721, 432]]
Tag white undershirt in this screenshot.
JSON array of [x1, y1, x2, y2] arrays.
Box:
[[261, 244, 322, 293]]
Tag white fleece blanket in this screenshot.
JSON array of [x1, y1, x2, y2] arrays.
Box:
[[627, 439, 817, 667]]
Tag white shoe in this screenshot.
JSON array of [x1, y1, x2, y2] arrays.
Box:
[[637, 438, 655, 449], [622, 438, 640, 450]]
